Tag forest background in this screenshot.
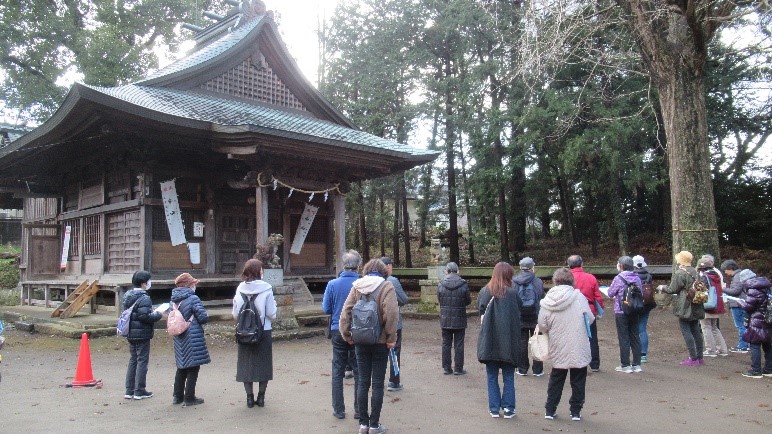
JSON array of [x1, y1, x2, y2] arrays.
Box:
[[1, 0, 770, 273]]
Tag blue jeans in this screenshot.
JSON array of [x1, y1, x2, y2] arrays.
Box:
[[125, 339, 150, 395], [639, 310, 651, 355], [485, 362, 515, 412], [331, 333, 358, 414], [356, 344, 389, 428], [750, 342, 772, 374], [731, 307, 749, 350]]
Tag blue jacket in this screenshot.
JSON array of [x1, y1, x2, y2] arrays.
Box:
[[323, 271, 359, 331], [123, 289, 161, 342], [170, 287, 211, 369], [388, 275, 409, 330]]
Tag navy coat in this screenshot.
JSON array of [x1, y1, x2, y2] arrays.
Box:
[[123, 289, 161, 342], [170, 287, 211, 369]]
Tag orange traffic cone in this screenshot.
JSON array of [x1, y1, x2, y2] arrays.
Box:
[[69, 332, 98, 387]]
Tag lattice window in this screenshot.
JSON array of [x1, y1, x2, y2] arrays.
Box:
[[107, 211, 141, 272], [83, 215, 102, 255], [62, 219, 80, 258], [201, 56, 307, 110]]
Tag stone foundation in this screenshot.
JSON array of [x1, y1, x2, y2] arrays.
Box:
[[272, 283, 299, 330]]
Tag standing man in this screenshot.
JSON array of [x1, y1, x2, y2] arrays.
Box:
[[720, 260, 756, 354], [437, 262, 472, 375], [568, 255, 604, 372], [513, 257, 545, 376], [322, 250, 362, 420], [380, 256, 408, 392], [123, 270, 163, 400]]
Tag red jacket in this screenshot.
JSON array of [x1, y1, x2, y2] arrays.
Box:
[[703, 270, 725, 315], [570, 267, 604, 315]]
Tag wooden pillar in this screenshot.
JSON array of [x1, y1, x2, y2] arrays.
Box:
[[255, 186, 268, 248], [333, 194, 346, 274]]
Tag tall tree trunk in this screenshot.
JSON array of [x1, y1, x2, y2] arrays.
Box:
[[659, 71, 718, 257], [509, 152, 527, 252], [418, 110, 439, 248], [357, 183, 369, 263], [556, 173, 578, 246], [587, 188, 599, 257], [493, 135, 509, 262], [444, 58, 460, 263], [392, 187, 400, 264], [379, 193, 386, 257], [612, 172, 629, 255], [399, 174, 412, 267], [458, 138, 475, 264]]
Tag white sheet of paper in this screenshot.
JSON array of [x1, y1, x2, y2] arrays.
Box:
[[154, 303, 170, 313], [722, 294, 743, 303], [188, 243, 201, 265], [599, 286, 609, 298]]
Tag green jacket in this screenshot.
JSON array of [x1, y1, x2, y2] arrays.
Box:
[[663, 266, 705, 321]]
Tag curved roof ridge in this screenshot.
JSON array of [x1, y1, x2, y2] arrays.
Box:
[[136, 15, 266, 86]]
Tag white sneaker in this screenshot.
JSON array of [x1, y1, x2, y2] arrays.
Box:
[[632, 365, 643, 373], [615, 365, 633, 373], [703, 350, 718, 358]]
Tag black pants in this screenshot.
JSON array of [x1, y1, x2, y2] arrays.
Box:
[[545, 367, 587, 416], [615, 313, 641, 366], [519, 328, 544, 375], [441, 328, 465, 372], [173, 366, 200, 401], [589, 321, 600, 370], [388, 329, 402, 385]]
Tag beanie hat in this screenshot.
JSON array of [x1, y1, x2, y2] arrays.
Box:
[[697, 255, 714, 270]]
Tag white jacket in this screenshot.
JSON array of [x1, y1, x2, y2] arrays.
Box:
[[232, 280, 278, 330], [538, 285, 593, 369]]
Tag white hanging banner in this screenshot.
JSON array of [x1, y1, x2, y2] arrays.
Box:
[[60, 225, 71, 271], [290, 203, 319, 254], [160, 179, 187, 246]]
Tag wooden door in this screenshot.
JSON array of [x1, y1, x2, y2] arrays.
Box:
[[219, 214, 255, 274]]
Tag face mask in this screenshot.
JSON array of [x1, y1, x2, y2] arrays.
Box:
[[145, 280, 152, 290]]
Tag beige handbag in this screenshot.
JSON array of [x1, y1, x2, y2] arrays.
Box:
[[529, 324, 550, 362]]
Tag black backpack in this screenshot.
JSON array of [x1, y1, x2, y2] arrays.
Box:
[[620, 277, 645, 315], [235, 293, 264, 345], [517, 281, 537, 315], [350, 282, 386, 345]]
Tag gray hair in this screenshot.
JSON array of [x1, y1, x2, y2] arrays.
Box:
[[552, 267, 575, 286], [567, 255, 583, 269], [618, 256, 634, 271], [445, 262, 459, 273], [720, 259, 738, 271], [342, 250, 362, 270]]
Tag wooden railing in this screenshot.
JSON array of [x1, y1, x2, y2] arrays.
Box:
[[393, 265, 674, 281]]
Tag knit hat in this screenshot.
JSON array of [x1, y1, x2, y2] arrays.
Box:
[[632, 255, 647, 268], [697, 255, 714, 270], [674, 251, 693, 267], [175, 272, 200, 288], [519, 257, 535, 270]]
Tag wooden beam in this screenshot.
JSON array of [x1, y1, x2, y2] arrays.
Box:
[[255, 186, 268, 247], [333, 194, 346, 274], [213, 145, 257, 155]]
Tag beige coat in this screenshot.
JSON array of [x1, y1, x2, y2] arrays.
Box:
[[537, 285, 594, 369], [339, 275, 399, 345]]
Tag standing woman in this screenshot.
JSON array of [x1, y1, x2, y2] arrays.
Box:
[[233, 259, 277, 408], [698, 256, 728, 357], [171, 273, 210, 407], [660, 250, 706, 366], [539, 268, 594, 421], [477, 262, 521, 419]]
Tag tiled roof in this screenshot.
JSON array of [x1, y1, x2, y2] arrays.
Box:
[[84, 84, 435, 158]]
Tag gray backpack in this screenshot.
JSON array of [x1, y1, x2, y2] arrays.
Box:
[[350, 282, 387, 345]]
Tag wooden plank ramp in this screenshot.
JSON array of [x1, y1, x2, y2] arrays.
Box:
[[51, 280, 100, 319]]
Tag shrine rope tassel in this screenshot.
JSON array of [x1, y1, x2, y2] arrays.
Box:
[[257, 171, 342, 201]]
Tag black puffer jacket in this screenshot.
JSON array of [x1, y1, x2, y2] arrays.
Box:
[[437, 273, 471, 329], [123, 289, 161, 342]]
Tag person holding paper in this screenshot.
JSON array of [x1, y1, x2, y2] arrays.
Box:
[[568, 255, 604, 372], [719, 260, 756, 353], [123, 270, 162, 400], [538, 267, 594, 422]]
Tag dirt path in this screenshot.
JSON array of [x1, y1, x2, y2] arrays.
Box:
[[1, 308, 770, 433]]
